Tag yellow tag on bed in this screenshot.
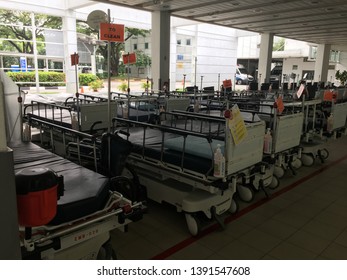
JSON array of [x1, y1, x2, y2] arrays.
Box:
[[228, 104, 248, 145]]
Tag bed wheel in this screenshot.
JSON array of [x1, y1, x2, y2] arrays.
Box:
[[301, 153, 315, 167], [185, 213, 201, 236], [274, 166, 285, 179], [97, 242, 117, 260], [110, 176, 136, 201], [268, 175, 280, 190], [291, 158, 302, 169], [317, 148, 329, 162], [237, 185, 254, 203], [229, 198, 239, 214]]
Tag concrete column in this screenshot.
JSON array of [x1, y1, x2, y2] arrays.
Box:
[[314, 44, 331, 83], [151, 11, 171, 90], [0, 82, 21, 259], [0, 150, 21, 259], [258, 33, 274, 85], [169, 27, 177, 91], [63, 10, 78, 94]]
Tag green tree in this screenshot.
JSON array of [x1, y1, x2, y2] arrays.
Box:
[[135, 50, 151, 68], [0, 9, 62, 54], [76, 20, 150, 76], [273, 37, 285, 51]]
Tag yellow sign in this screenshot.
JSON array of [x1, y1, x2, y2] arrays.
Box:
[[227, 104, 248, 145]]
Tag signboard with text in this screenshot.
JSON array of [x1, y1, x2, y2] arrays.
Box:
[[71, 53, 79, 66], [123, 53, 137, 65], [100, 23, 124, 42]]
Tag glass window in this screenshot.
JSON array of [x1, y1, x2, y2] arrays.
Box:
[[145, 42, 149, 49], [177, 39, 181, 45], [186, 39, 191, 45]]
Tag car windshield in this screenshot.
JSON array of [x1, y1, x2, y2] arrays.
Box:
[[238, 68, 248, 74]]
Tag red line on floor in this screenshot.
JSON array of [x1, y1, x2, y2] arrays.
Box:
[[151, 153, 347, 260]]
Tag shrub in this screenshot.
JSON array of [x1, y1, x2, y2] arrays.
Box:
[[88, 79, 104, 91], [118, 81, 128, 92], [6, 71, 100, 87], [335, 70, 347, 86], [141, 81, 151, 90], [79, 73, 98, 86], [6, 71, 65, 87]]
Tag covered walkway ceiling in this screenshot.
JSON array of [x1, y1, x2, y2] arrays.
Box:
[[94, 0, 347, 46]]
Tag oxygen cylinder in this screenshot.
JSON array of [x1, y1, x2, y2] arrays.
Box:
[[23, 123, 31, 142], [71, 113, 79, 130], [213, 144, 225, 178], [263, 128, 273, 154], [327, 113, 334, 133]]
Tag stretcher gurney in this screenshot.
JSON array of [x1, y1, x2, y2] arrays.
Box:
[[114, 111, 273, 235], [282, 95, 347, 166], [10, 141, 143, 260]]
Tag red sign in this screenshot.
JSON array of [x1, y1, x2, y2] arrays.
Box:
[[123, 53, 137, 65], [100, 23, 124, 42], [276, 96, 284, 114], [223, 79, 232, 89], [71, 53, 79, 66]]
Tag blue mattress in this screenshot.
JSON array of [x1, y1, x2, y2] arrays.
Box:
[[125, 127, 218, 175]]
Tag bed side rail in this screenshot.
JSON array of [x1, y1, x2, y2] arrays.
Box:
[[24, 101, 73, 127], [27, 116, 99, 171]]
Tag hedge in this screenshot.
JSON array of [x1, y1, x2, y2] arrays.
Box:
[[6, 72, 99, 87]]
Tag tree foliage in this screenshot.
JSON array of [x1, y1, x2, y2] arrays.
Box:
[[273, 37, 285, 52], [0, 9, 62, 54], [335, 70, 347, 86], [76, 20, 150, 76]]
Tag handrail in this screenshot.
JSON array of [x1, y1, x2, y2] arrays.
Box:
[[27, 116, 99, 171]]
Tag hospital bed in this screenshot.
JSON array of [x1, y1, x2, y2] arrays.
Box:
[[10, 140, 143, 260], [113, 111, 273, 235]]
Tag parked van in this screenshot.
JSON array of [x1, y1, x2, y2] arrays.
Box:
[[236, 64, 254, 85], [270, 65, 282, 83]]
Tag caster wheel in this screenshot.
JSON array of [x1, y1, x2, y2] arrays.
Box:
[[274, 166, 285, 178], [268, 175, 280, 190], [185, 213, 201, 236], [110, 176, 136, 201], [318, 148, 329, 160], [97, 242, 117, 260], [291, 158, 302, 169], [237, 185, 254, 202], [229, 198, 239, 214], [301, 153, 315, 167]]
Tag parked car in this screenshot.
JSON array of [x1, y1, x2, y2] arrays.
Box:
[[270, 65, 282, 83], [236, 64, 254, 85]]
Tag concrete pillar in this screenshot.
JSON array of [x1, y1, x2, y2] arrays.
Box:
[[170, 27, 177, 91], [151, 11, 171, 90], [314, 44, 331, 83], [0, 82, 21, 259], [258, 33, 274, 85], [0, 150, 21, 259], [63, 10, 78, 94]]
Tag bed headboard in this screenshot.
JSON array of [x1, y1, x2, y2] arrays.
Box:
[[225, 121, 265, 175], [79, 102, 117, 132]]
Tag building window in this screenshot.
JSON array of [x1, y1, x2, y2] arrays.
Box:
[[177, 39, 181, 45], [309, 45, 317, 60], [134, 44, 137, 50], [145, 42, 149, 49], [330, 50, 340, 63], [292, 65, 298, 70], [177, 54, 184, 61], [186, 39, 191, 45]]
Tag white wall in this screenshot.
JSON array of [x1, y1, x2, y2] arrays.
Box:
[[194, 24, 238, 89]]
